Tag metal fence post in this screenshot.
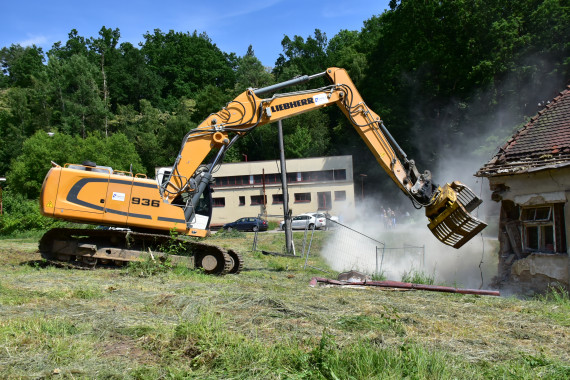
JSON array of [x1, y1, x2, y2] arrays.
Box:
[[252, 230, 258, 251], [376, 246, 379, 276], [301, 224, 309, 256], [303, 224, 316, 269]]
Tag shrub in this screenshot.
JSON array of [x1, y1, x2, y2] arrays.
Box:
[[0, 189, 65, 236]]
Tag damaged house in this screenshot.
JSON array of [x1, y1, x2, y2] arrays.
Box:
[[477, 85, 570, 293]]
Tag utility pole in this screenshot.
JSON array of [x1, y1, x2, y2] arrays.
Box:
[[0, 177, 5, 215], [360, 173, 367, 200], [278, 120, 293, 254]]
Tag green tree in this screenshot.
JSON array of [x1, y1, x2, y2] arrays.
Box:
[[107, 42, 165, 109], [141, 29, 236, 106], [88, 27, 121, 136], [274, 29, 328, 80], [7, 131, 143, 199], [283, 112, 330, 158], [112, 99, 170, 174], [0, 44, 45, 88], [234, 45, 274, 93], [48, 29, 91, 61], [327, 30, 367, 86], [57, 54, 108, 137]]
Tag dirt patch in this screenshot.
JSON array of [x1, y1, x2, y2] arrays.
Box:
[[96, 334, 158, 364]]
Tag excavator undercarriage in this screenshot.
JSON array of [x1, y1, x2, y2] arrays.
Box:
[[39, 228, 243, 274]]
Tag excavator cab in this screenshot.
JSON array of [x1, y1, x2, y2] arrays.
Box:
[[426, 182, 487, 249]]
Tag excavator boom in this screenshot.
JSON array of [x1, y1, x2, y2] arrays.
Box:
[[161, 67, 486, 248]]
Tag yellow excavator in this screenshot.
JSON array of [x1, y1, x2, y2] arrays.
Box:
[[39, 67, 486, 274]]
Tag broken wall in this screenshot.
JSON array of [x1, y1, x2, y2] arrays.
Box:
[[488, 166, 570, 293]]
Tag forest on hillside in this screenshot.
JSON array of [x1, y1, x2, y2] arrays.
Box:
[[0, 0, 568, 233]]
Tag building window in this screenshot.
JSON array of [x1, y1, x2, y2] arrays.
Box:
[[335, 190, 346, 201], [317, 192, 332, 210], [285, 170, 348, 183], [213, 175, 249, 187], [212, 197, 225, 207], [251, 195, 266, 205], [272, 194, 283, 204], [239, 196, 245, 206], [334, 169, 346, 181], [520, 204, 566, 253], [286, 172, 303, 182], [294, 192, 311, 203], [264, 173, 280, 184]]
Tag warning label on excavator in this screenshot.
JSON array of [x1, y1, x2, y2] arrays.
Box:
[[313, 93, 328, 105], [46, 201, 54, 208], [112, 192, 126, 202]]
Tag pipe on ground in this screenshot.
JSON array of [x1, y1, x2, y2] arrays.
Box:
[[309, 277, 500, 296]]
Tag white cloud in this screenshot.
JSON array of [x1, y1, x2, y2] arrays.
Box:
[[18, 35, 49, 47]]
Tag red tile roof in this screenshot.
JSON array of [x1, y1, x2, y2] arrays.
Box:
[[477, 85, 570, 177]]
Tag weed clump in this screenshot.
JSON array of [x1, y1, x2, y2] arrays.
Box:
[[125, 256, 175, 277], [401, 269, 435, 285]]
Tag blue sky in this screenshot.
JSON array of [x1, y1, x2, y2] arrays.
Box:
[[1, 0, 390, 67]]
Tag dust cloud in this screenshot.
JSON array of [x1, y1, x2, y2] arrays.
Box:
[[322, 198, 498, 289], [322, 133, 501, 289]]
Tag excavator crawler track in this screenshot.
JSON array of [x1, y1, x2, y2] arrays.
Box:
[[39, 228, 242, 275]]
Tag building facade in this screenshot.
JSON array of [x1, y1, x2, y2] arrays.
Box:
[[477, 85, 570, 293], [210, 155, 355, 225]]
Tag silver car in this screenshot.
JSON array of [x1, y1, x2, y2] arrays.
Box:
[[279, 214, 323, 230]]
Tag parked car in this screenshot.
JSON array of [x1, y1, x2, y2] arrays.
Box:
[[279, 214, 324, 230], [223, 217, 268, 232], [302, 212, 328, 229], [303, 212, 339, 229]]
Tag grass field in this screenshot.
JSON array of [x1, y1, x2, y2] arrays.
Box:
[[0, 231, 569, 379]]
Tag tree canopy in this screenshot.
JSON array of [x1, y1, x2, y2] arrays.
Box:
[[0, 0, 568, 201]]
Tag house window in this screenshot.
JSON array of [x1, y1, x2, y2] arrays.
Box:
[[294, 192, 311, 203], [239, 196, 245, 206], [272, 194, 283, 204], [212, 197, 225, 207], [520, 204, 566, 253], [335, 190, 346, 201], [251, 195, 266, 205]]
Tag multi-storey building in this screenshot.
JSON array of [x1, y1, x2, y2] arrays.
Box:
[[209, 155, 355, 225]]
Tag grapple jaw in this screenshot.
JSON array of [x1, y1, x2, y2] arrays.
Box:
[[426, 182, 487, 249]]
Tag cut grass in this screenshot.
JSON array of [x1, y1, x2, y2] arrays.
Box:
[[0, 233, 569, 378]]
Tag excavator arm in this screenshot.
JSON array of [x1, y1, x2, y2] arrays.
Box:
[[161, 67, 486, 248]]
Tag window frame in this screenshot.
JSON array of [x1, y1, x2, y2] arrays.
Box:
[[520, 204, 563, 254], [334, 190, 346, 201], [212, 197, 225, 208], [272, 194, 284, 204], [250, 195, 267, 206], [294, 192, 311, 203]]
